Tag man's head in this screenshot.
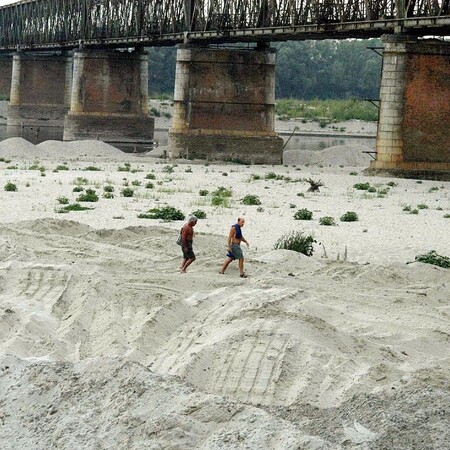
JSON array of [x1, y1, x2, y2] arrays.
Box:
[[237, 217, 245, 227], [188, 215, 198, 226]]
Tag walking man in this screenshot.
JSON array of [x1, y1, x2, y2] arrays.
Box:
[[220, 217, 249, 278], [180, 215, 197, 273]]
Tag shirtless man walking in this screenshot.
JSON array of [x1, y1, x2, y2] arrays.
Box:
[[180, 215, 197, 273], [220, 217, 249, 278]]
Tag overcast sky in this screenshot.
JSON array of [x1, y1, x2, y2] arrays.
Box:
[[0, 1, 15, 6]]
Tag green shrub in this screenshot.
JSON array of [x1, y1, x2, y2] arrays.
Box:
[[138, 206, 185, 221], [74, 177, 89, 185], [319, 216, 336, 226], [242, 194, 261, 205], [131, 180, 141, 186], [415, 250, 450, 269], [83, 166, 101, 171], [103, 192, 114, 199], [145, 182, 154, 189], [387, 181, 397, 187], [444, 214, 450, 219], [4, 182, 17, 192], [417, 204, 429, 210], [340, 211, 359, 222], [257, 206, 264, 213], [403, 205, 411, 212], [212, 186, 232, 197], [191, 209, 206, 219], [410, 209, 419, 215], [103, 185, 114, 193], [28, 164, 45, 171], [118, 163, 131, 172], [55, 165, 69, 171], [349, 171, 358, 176], [199, 189, 209, 196], [211, 196, 230, 207], [162, 165, 174, 174], [353, 182, 371, 191], [6, 165, 18, 170], [251, 174, 262, 180], [77, 189, 99, 202], [368, 186, 377, 193], [145, 173, 156, 180], [57, 203, 92, 213], [294, 208, 313, 220], [274, 231, 316, 256], [429, 186, 439, 192], [57, 196, 69, 205], [73, 186, 84, 193], [121, 188, 134, 197]]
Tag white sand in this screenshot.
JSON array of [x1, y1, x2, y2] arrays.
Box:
[[0, 138, 449, 449]]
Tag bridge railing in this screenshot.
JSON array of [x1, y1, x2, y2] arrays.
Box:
[[0, 0, 449, 49]]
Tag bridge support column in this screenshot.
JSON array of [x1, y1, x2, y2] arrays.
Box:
[[369, 36, 450, 179], [0, 55, 12, 99], [64, 50, 153, 144], [168, 45, 283, 164], [7, 53, 72, 126]]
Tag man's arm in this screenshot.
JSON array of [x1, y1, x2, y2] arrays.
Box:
[[181, 225, 189, 248], [227, 227, 236, 251]]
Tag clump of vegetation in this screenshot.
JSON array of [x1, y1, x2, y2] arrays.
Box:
[[305, 178, 324, 192], [57, 203, 93, 213], [410, 209, 419, 215], [138, 206, 185, 221], [417, 203, 429, 210], [251, 174, 262, 180], [104, 185, 114, 193], [444, 214, 450, 219], [340, 211, 359, 222], [415, 250, 450, 269], [131, 180, 141, 186], [191, 209, 206, 219], [145, 182, 154, 189], [274, 231, 316, 256], [294, 208, 313, 220], [28, 164, 46, 172], [185, 167, 193, 173], [257, 206, 264, 213], [162, 165, 175, 174], [429, 186, 439, 192], [349, 171, 358, 176], [121, 187, 134, 197], [55, 165, 69, 171], [242, 194, 261, 205], [73, 186, 84, 193], [353, 182, 371, 191], [4, 182, 17, 192], [212, 186, 232, 197], [403, 205, 411, 212], [74, 177, 89, 186], [77, 189, 99, 202], [387, 181, 398, 187], [319, 216, 336, 226], [103, 192, 114, 199], [145, 173, 156, 180], [211, 186, 232, 206], [265, 172, 286, 181], [118, 163, 132, 172], [199, 189, 209, 196], [83, 166, 101, 171], [57, 196, 70, 205]]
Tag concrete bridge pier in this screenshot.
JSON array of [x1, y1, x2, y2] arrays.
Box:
[[63, 49, 154, 144], [369, 35, 450, 179], [0, 55, 12, 99], [168, 45, 283, 164], [7, 52, 72, 127]]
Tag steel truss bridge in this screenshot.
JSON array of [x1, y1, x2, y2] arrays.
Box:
[[0, 0, 449, 51]]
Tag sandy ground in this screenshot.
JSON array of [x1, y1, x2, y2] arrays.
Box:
[[0, 138, 449, 449]]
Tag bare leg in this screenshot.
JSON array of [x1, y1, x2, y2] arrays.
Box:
[[220, 257, 233, 274], [180, 258, 187, 270], [239, 258, 245, 276], [181, 257, 196, 273]]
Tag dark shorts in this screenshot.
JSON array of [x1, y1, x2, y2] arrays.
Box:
[[228, 243, 243, 260], [182, 242, 195, 259]]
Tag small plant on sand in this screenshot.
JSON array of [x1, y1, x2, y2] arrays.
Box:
[[162, 165, 175, 174], [319, 216, 336, 226], [415, 250, 450, 269], [417, 203, 429, 210], [251, 174, 262, 180], [118, 163, 132, 172], [340, 211, 359, 222], [121, 187, 134, 197], [74, 177, 89, 186], [83, 166, 101, 171], [138, 206, 185, 221], [274, 231, 316, 256], [199, 189, 209, 196], [28, 164, 46, 172], [212, 186, 232, 197], [410, 209, 419, 215], [131, 180, 141, 186], [353, 182, 371, 191], [57, 196, 69, 205], [6, 165, 18, 170], [73, 186, 84, 193], [305, 178, 324, 192], [145, 173, 156, 180], [191, 209, 206, 219], [294, 208, 313, 220], [429, 186, 439, 192], [387, 181, 398, 187], [77, 189, 99, 202], [297, 192, 305, 197], [4, 182, 17, 192], [57, 203, 92, 213], [185, 167, 193, 173], [242, 194, 261, 206], [444, 214, 450, 219], [103, 192, 114, 199], [145, 182, 154, 189], [257, 206, 265, 213], [55, 165, 69, 171], [104, 185, 114, 193], [211, 196, 230, 207], [349, 171, 358, 176], [403, 205, 411, 212]]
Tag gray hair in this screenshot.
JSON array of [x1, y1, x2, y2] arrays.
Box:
[[188, 215, 198, 224]]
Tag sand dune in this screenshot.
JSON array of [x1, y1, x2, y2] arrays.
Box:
[[0, 139, 449, 448]]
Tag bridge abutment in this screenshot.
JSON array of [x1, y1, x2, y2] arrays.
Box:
[[7, 53, 72, 127], [168, 45, 283, 164], [63, 49, 154, 144], [0, 56, 12, 99], [369, 36, 450, 178]]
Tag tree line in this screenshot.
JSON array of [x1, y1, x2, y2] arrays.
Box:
[[147, 39, 382, 100]]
